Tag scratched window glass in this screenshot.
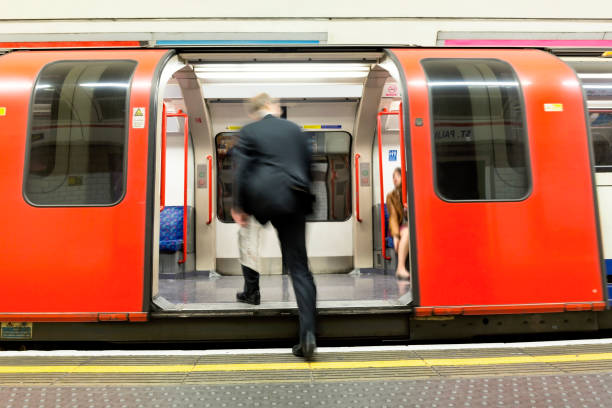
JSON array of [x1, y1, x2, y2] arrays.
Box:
[[215, 131, 351, 222], [422, 59, 529, 201]]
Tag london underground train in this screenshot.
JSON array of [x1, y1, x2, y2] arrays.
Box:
[[0, 46, 611, 342]]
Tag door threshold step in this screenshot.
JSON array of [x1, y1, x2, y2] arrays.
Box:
[[152, 297, 412, 317]]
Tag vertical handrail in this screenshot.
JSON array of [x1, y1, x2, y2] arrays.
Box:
[[377, 112, 391, 261], [167, 109, 189, 265], [377, 108, 406, 261], [160, 103, 167, 212], [207, 155, 213, 225], [398, 102, 407, 208], [354, 153, 362, 222], [330, 159, 336, 220]]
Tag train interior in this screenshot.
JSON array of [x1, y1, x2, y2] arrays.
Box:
[[151, 52, 414, 313]]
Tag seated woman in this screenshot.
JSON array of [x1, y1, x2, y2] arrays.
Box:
[[386, 167, 410, 280]]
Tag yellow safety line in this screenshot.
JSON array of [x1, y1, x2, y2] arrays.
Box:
[[2, 352, 612, 374]]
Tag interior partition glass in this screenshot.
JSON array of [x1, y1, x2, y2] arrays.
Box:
[[422, 59, 530, 201], [25, 60, 136, 206], [216, 131, 352, 222]]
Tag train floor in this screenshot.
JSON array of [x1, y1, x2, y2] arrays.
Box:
[[3, 339, 612, 407], [157, 268, 413, 312]]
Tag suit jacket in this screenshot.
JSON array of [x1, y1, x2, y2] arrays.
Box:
[[233, 114, 313, 224]]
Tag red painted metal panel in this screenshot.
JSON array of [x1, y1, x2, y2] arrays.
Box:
[[390, 49, 604, 310], [0, 313, 99, 322], [0, 41, 143, 49], [415, 301, 606, 317], [0, 50, 168, 317]]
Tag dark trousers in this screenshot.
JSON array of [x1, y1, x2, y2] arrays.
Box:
[[241, 264, 259, 293], [271, 212, 317, 341]]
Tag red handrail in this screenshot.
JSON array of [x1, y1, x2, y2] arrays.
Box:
[[160, 103, 167, 211], [354, 153, 362, 222], [207, 155, 213, 225], [330, 159, 336, 220], [398, 102, 407, 208], [377, 111, 391, 261], [377, 108, 407, 261], [166, 109, 189, 265]]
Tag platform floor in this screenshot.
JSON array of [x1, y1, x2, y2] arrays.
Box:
[[3, 339, 612, 406], [1, 374, 610, 407], [157, 269, 412, 312]]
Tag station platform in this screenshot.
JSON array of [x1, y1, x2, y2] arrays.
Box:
[[156, 269, 412, 314], [2, 339, 612, 406]]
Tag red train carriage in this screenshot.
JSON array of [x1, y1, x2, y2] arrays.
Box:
[[0, 47, 609, 341]]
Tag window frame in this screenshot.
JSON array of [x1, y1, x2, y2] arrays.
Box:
[[22, 59, 137, 207], [214, 129, 354, 223], [421, 57, 533, 203]]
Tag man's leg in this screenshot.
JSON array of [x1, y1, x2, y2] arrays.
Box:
[[241, 264, 260, 292], [272, 214, 317, 343], [236, 217, 262, 304], [396, 227, 410, 279]]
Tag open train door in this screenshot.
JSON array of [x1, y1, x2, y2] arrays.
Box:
[[0, 49, 172, 322], [387, 48, 607, 315]]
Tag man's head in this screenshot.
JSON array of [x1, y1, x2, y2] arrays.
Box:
[[392, 167, 402, 189], [248, 92, 280, 118]]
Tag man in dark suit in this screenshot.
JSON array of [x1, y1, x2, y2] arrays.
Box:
[[231, 93, 317, 361]]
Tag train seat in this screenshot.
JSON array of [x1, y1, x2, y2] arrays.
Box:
[[160, 206, 188, 253], [384, 204, 394, 249], [159, 205, 195, 276]]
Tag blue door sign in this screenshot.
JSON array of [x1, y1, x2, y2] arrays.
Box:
[[389, 149, 398, 161]]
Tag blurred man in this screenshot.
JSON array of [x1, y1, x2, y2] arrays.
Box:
[[232, 93, 317, 361]]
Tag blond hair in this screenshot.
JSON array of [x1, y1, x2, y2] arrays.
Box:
[[248, 92, 273, 115]]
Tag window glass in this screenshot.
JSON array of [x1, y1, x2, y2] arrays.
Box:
[[590, 112, 612, 169], [564, 60, 612, 171], [422, 59, 530, 201], [25, 60, 136, 205], [216, 131, 352, 222]]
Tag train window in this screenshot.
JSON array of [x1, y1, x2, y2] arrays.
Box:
[[422, 59, 530, 201], [564, 60, 612, 171], [24, 60, 136, 206], [589, 111, 612, 171], [215, 130, 352, 222]]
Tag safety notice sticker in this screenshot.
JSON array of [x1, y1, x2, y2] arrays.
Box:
[[133, 107, 146, 128], [0, 107, 6, 116], [544, 103, 563, 112], [1, 322, 32, 339]]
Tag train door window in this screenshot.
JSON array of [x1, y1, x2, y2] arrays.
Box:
[[422, 59, 530, 201], [215, 130, 352, 222], [24, 60, 136, 206], [590, 111, 612, 170], [308, 131, 352, 221]]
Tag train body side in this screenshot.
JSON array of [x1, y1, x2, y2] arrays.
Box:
[[0, 47, 609, 341]]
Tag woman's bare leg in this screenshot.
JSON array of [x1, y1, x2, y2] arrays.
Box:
[[396, 227, 410, 279]]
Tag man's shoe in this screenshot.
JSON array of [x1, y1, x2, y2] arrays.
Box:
[[236, 290, 260, 305], [292, 343, 304, 358], [302, 331, 316, 361]]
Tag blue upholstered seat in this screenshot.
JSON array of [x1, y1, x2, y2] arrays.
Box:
[[384, 204, 394, 249], [160, 206, 185, 253]]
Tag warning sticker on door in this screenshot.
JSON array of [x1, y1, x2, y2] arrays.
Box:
[[132, 107, 146, 128], [544, 103, 563, 112], [0, 107, 6, 116]]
